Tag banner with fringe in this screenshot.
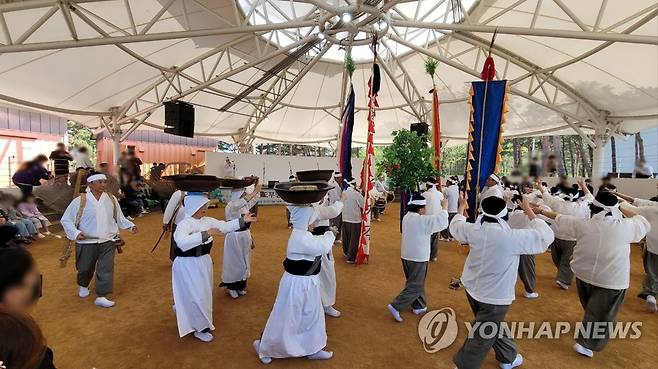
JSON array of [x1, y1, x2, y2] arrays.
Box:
[[465, 80, 509, 220], [338, 84, 356, 182]]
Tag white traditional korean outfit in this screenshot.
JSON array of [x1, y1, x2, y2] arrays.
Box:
[[172, 209, 240, 338], [257, 206, 336, 360], [311, 199, 344, 307], [221, 191, 258, 287]]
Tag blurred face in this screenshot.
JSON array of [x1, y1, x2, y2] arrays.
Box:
[[486, 178, 496, 187], [1, 268, 39, 311], [88, 179, 107, 193], [418, 207, 427, 215]]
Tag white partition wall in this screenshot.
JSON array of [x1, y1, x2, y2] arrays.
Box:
[[205, 152, 363, 184]]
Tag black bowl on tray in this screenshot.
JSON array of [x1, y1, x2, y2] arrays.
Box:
[[219, 176, 258, 189], [295, 169, 334, 182], [274, 181, 334, 204], [163, 175, 222, 192]]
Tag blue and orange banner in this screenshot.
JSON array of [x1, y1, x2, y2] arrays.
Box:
[[465, 80, 509, 220]]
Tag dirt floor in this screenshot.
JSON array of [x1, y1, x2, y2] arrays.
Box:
[[27, 204, 657, 369]]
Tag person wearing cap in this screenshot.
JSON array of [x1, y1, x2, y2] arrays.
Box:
[[614, 191, 658, 312], [421, 177, 445, 261], [387, 193, 449, 322], [172, 193, 256, 343], [478, 174, 504, 203], [440, 176, 460, 241], [61, 172, 137, 308], [327, 171, 343, 241], [310, 192, 346, 318], [220, 182, 261, 299], [163, 190, 186, 261], [537, 192, 649, 357], [253, 204, 338, 364], [450, 194, 554, 369], [538, 179, 594, 290], [341, 179, 364, 263]]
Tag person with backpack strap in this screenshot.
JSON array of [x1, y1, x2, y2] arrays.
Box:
[[61, 172, 137, 308]]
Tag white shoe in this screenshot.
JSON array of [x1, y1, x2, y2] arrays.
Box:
[[499, 354, 523, 369], [523, 291, 539, 299], [646, 295, 658, 313], [324, 305, 341, 318], [238, 290, 247, 296], [556, 280, 569, 290], [228, 290, 239, 299], [127, 216, 134, 221], [412, 307, 428, 315], [94, 297, 115, 308], [573, 343, 594, 358], [307, 350, 333, 360], [37, 233, 46, 239], [78, 286, 90, 298], [193, 331, 213, 342], [253, 340, 272, 364], [387, 304, 403, 322]]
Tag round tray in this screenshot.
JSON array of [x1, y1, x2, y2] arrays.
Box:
[[296, 169, 334, 182], [274, 181, 334, 204], [219, 176, 258, 189], [163, 175, 222, 192]]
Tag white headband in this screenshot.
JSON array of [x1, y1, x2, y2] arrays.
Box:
[[474, 206, 510, 231], [408, 198, 427, 206], [558, 191, 580, 201], [489, 174, 500, 184], [87, 174, 107, 183], [592, 199, 622, 220]]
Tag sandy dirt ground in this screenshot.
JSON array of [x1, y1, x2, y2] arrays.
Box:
[[27, 204, 657, 369]]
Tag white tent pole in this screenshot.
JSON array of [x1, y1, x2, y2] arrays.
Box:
[[591, 126, 610, 179], [108, 107, 122, 175]]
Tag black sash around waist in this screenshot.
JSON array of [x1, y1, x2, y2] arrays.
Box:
[[175, 241, 213, 257], [283, 257, 322, 276]]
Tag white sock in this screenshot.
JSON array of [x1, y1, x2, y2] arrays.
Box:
[[499, 354, 523, 369], [228, 290, 239, 299], [94, 297, 115, 308], [307, 350, 333, 360], [193, 331, 213, 343], [252, 340, 272, 364], [412, 307, 428, 315], [387, 304, 403, 322], [78, 286, 90, 298], [646, 295, 657, 313], [324, 305, 341, 318], [573, 343, 594, 358]]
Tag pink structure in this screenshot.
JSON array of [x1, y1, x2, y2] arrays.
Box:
[[95, 130, 218, 174]]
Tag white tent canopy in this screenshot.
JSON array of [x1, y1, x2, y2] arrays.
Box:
[[0, 0, 656, 151]]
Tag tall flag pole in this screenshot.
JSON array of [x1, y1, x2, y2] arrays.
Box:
[[338, 85, 356, 182], [356, 38, 380, 265]]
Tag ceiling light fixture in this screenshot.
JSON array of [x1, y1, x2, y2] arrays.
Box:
[[341, 13, 352, 23]]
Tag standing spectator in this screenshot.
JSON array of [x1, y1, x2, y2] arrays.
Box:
[[634, 159, 654, 179], [48, 143, 73, 182], [127, 149, 143, 179], [12, 155, 52, 197], [74, 146, 94, 170], [17, 194, 58, 239]]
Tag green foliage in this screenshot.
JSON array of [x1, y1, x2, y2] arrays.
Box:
[[425, 57, 438, 78], [376, 129, 438, 191], [442, 143, 468, 176], [344, 54, 356, 78], [66, 121, 96, 162]]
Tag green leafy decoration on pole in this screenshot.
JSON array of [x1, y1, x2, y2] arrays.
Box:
[[425, 57, 438, 84], [344, 53, 356, 78], [376, 129, 439, 192]]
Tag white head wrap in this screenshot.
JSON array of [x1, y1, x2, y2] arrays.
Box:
[[591, 198, 622, 220], [287, 205, 317, 230], [489, 174, 501, 184], [408, 198, 427, 206], [87, 173, 107, 183], [558, 191, 580, 202], [184, 195, 209, 218], [231, 189, 245, 202], [474, 206, 510, 231]]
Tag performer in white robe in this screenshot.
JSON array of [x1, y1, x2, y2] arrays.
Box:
[[537, 192, 649, 357], [310, 194, 345, 317], [422, 178, 445, 261], [478, 174, 504, 203], [220, 184, 261, 298], [253, 206, 336, 364], [172, 194, 255, 342]]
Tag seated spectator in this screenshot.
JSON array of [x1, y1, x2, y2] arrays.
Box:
[[0, 216, 19, 247], [120, 179, 147, 218], [17, 195, 58, 239], [0, 247, 56, 368], [12, 155, 52, 197], [0, 207, 35, 245]]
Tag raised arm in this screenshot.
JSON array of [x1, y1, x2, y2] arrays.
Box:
[[173, 220, 207, 252], [163, 190, 182, 225], [314, 201, 344, 221]]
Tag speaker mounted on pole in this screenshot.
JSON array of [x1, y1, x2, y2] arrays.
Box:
[[164, 100, 195, 138]]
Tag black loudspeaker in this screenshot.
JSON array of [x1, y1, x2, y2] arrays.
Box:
[[164, 100, 195, 138], [410, 122, 429, 137]]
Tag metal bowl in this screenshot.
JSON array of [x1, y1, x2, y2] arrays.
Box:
[[219, 176, 258, 188], [163, 175, 222, 192], [296, 169, 334, 182], [274, 181, 334, 204]]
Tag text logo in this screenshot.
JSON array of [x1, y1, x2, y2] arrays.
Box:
[[418, 307, 459, 353]]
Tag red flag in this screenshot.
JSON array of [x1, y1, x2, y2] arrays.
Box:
[[431, 89, 441, 171]]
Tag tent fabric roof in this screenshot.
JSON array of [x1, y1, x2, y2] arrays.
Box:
[[0, 0, 656, 147]]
